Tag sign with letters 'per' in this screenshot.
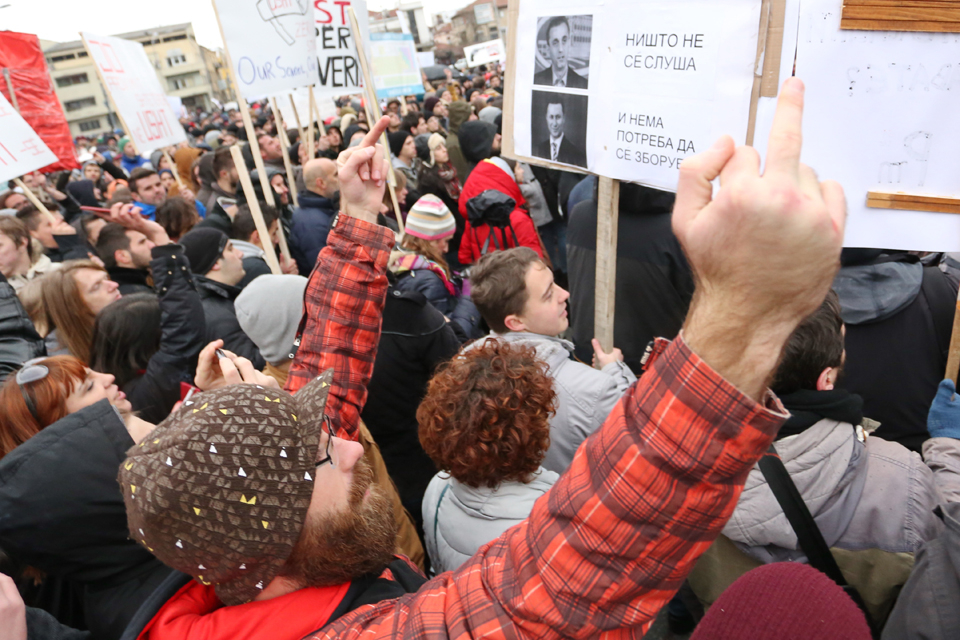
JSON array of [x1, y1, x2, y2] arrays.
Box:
[[510, 0, 761, 191], [313, 0, 369, 98], [81, 32, 187, 154], [214, 0, 319, 100], [0, 90, 57, 184]]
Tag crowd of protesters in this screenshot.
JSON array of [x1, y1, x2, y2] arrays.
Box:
[[0, 58, 957, 640]]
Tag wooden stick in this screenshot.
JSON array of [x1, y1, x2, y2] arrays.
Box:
[[594, 177, 620, 358], [270, 96, 300, 209], [211, 3, 277, 209], [2, 69, 19, 113], [866, 191, 960, 214], [307, 89, 316, 160], [229, 145, 281, 275], [348, 6, 405, 235], [12, 178, 53, 218], [161, 150, 185, 188], [946, 290, 960, 384], [288, 93, 307, 148]]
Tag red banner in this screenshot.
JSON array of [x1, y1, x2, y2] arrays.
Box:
[[0, 32, 79, 173]]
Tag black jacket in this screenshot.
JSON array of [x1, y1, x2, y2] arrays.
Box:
[[360, 286, 460, 535], [0, 277, 45, 380], [289, 192, 337, 275], [0, 401, 174, 640], [47, 234, 92, 263], [122, 245, 205, 424], [194, 200, 234, 236], [194, 275, 265, 369], [26, 607, 91, 640], [566, 183, 692, 374], [394, 269, 482, 342], [107, 266, 153, 296]]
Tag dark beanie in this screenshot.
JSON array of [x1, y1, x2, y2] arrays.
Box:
[[388, 130, 411, 157], [180, 227, 229, 275], [690, 562, 872, 640]]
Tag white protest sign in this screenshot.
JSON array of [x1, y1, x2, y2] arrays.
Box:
[[511, 0, 761, 191], [314, 0, 369, 98], [274, 86, 337, 127], [81, 32, 187, 154], [214, 0, 319, 100], [0, 91, 57, 183], [464, 39, 505, 67], [789, 0, 960, 251], [368, 33, 424, 99]]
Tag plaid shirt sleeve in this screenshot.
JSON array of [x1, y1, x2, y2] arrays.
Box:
[[309, 334, 787, 639], [284, 215, 395, 442]]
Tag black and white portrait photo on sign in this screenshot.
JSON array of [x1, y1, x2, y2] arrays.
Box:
[[534, 15, 592, 89], [531, 91, 588, 168]]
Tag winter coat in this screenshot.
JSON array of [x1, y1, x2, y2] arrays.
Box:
[[422, 468, 560, 575], [688, 419, 960, 625], [26, 608, 90, 640], [107, 266, 153, 296], [835, 254, 958, 452], [232, 239, 272, 289], [200, 182, 234, 215], [392, 254, 482, 342], [289, 191, 337, 275], [121, 245, 205, 424], [567, 183, 692, 373], [468, 331, 636, 474], [882, 499, 960, 640], [47, 233, 92, 263], [444, 101, 473, 186], [457, 159, 545, 265], [360, 285, 460, 536], [0, 277, 45, 379], [0, 401, 174, 640], [194, 200, 234, 236], [193, 275, 265, 369]]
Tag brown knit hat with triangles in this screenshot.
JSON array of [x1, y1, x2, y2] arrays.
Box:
[[119, 371, 333, 605]]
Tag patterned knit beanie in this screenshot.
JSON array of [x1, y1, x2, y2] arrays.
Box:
[[405, 194, 456, 241], [119, 371, 333, 605]]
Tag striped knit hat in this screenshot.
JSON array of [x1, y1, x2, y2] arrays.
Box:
[[405, 194, 456, 241]]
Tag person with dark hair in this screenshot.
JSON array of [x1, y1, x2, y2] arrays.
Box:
[[687, 291, 960, 628], [401, 113, 428, 137], [469, 246, 634, 473], [0, 217, 55, 293], [257, 132, 285, 170], [129, 168, 205, 222], [16, 206, 88, 264], [95, 223, 155, 295], [199, 146, 238, 213], [534, 16, 588, 88], [155, 196, 200, 242], [420, 339, 558, 574], [533, 101, 586, 167], [231, 203, 280, 289], [388, 130, 420, 194]]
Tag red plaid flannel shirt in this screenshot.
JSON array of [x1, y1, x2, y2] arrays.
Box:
[[284, 214, 395, 442], [288, 215, 788, 638]]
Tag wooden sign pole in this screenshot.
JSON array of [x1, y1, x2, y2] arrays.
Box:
[[594, 177, 620, 357], [347, 6, 405, 235], [2, 69, 19, 113], [946, 290, 960, 384], [12, 178, 54, 220], [288, 94, 307, 147], [229, 144, 281, 275], [270, 96, 300, 209], [161, 150, 185, 188], [306, 89, 316, 160], [212, 4, 277, 210]]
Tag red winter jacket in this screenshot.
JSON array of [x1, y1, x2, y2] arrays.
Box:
[[457, 159, 545, 265]]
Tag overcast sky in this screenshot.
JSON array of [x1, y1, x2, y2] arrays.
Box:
[[2, 0, 472, 49]]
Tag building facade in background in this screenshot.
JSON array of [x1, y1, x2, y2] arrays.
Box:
[[44, 23, 230, 139]]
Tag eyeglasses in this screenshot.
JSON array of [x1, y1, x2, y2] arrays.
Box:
[[16, 359, 50, 424], [314, 418, 336, 469]]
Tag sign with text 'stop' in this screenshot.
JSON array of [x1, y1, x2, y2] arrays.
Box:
[[0, 91, 58, 183], [214, 0, 319, 100], [313, 0, 370, 98], [510, 0, 761, 191], [81, 32, 187, 154]]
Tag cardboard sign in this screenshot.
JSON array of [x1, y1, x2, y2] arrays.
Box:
[[274, 85, 337, 127], [368, 33, 424, 99], [214, 0, 319, 100], [464, 39, 506, 67], [0, 90, 58, 184], [313, 0, 370, 98], [507, 0, 762, 191], [81, 32, 187, 153]]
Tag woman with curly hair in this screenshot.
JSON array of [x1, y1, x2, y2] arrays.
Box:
[[418, 339, 557, 575]]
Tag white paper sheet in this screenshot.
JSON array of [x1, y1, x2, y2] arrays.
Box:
[[314, 0, 369, 99], [0, 91, 57, 184]]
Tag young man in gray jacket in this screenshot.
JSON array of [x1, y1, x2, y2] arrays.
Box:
[[470, 247, 636, 473]]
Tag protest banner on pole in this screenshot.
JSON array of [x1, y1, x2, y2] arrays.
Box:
[[0, 90, 58, 185], [229, 144, 282, 276], [313, 0, 370, 99], [80, 32, 188, 155], [274, 86, 337, 138], [368, 33, 425, 99], [463, 39, 506, 68]]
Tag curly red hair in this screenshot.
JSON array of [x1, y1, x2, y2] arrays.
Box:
[[417, 339, 556, 489]]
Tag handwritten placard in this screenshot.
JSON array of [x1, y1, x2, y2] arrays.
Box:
[[0, 90, 58, 183]]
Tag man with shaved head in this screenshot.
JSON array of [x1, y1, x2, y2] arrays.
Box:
[[289, 157, 341, 274]]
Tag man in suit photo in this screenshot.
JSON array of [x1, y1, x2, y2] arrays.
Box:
[[534, 16, 589, 89], [534, 100, 587, 168]]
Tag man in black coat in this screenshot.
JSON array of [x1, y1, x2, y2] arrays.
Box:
[[289, 158, 339, 275], [533, 16, 588, 89], [95, 223, 155, 295], [533, 101, 586, 168], [179, 227, 265, 369]]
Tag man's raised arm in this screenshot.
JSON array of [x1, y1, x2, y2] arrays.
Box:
[[285, 119, 395, 441]]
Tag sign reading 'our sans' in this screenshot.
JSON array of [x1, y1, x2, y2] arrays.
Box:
[[215, 0, 319, 100]]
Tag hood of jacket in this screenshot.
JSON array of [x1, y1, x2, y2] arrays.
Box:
[[469, 331, 573, 372], [235, 274, 307, 365], [231, 238, 264, 260], [458, 159, 526, 218], [448, 101, 472, 135], [833, 259, 923, 325], [458, 121, 498, 164], [722, 418, 869, 563]]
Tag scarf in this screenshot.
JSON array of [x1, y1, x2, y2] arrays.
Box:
[[393, 253, 458, 297], [139, 579, 349, 640], [776, 389, 864, 440], [437, 163, 461, 200]]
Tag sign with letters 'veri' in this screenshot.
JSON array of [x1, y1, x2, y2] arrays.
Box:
[[313, 0, 370, 98], [214, 0, 319, 100], [81, 32, 187, 153], [0, 91, 57, 183]]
